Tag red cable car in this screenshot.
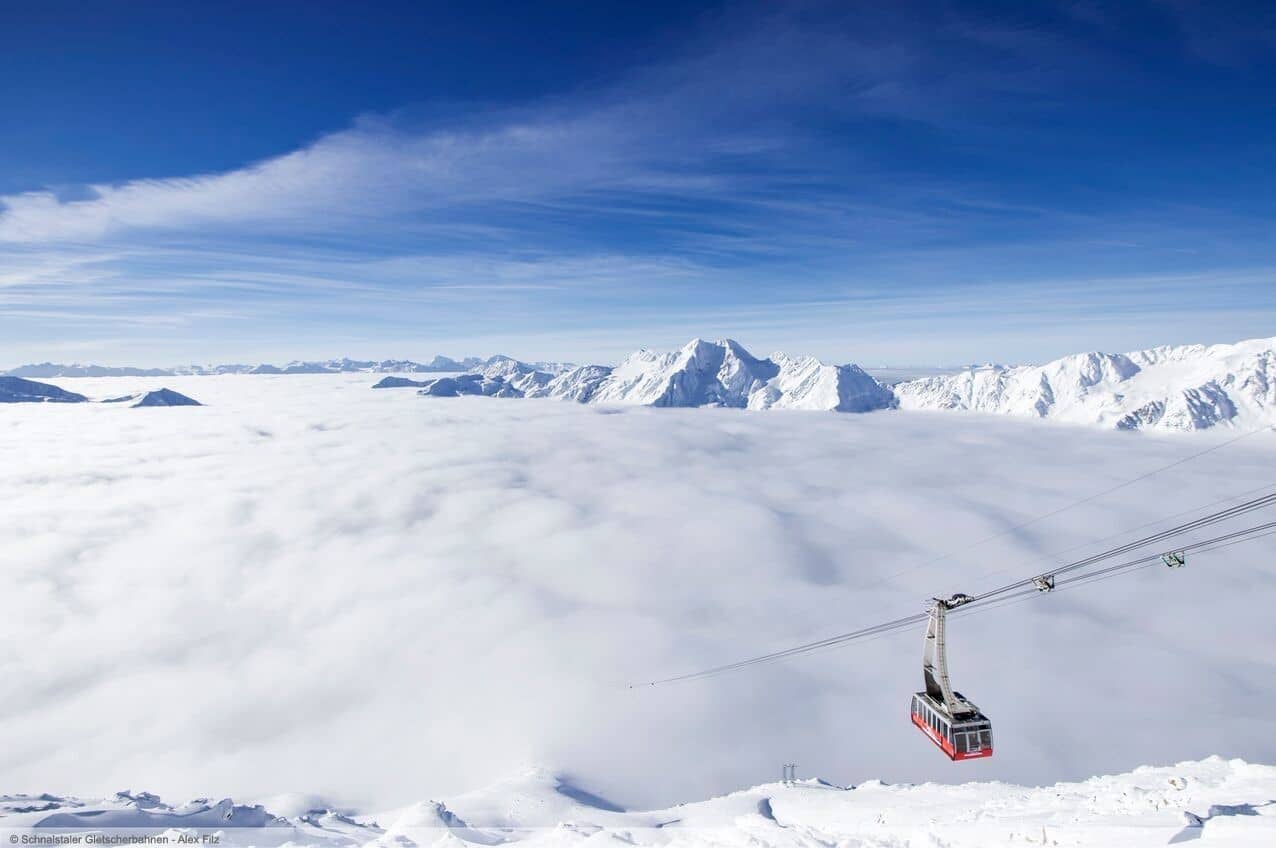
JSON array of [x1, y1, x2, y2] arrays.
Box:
[[909, 594, 993, 761]]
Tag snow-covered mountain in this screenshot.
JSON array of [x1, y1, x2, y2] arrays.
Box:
[[3, 759, 1272, 847], [5, 361, 257, 377], [3, 356, 578, 379], [528, 364, 615, 402], [749, 351, 898, 412], [418, 374, 524, 398], [5, 363, 178, 378], [2, 356, 491, 378], [0, 376, 88, 403], [894, 336, 1276, 431], [473, 355, 560, 393], [383, 336, 1276, 430], [370, 356, 568, 395], [0, 377, 203, 407], [406, 339, 896, 413], [585, 339, 779, 407], [13, 337, 1276, 431], [131, 388, 203, 407]]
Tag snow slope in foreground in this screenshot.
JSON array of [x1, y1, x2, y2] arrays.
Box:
[[895, 335, 1276, 431], [3, 758, 1273, 848]]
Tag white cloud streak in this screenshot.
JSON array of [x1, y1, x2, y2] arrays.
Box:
[[0, 4, 1088, 246]]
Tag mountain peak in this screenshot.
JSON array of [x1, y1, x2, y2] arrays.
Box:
[[400, 338, 893, 413]]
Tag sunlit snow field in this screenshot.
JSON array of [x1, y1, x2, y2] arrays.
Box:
[[2, 373, 1275, 810]]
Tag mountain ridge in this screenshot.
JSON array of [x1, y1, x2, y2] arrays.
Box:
[[399, 338, 898, 413], [0, 355, 567, 378], [894, 335, 1276, 431], [390, 335, 1276, 431], [9, 336, 1276, 431]]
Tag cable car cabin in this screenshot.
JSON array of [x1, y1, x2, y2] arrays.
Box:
[[910, 595, 994, 761], [910, 691, 993, 761]]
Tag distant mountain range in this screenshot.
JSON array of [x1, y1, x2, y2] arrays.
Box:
[[9, 337, 1276, 431], [381, 336, 1276, 432], [2, 355, 572, 378]]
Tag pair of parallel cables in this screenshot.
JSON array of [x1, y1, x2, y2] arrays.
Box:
[[637, 426, 1276, 687]]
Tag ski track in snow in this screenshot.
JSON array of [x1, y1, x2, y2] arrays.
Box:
[[1, 374, 1275, 816]]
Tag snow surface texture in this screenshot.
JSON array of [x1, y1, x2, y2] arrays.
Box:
[[2, 759, 1273, 847], [2, 374, 1275, 812], [896, 335, 1276, 431]]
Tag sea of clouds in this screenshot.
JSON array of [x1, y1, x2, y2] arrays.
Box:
[[1, 374, 1274, 811]]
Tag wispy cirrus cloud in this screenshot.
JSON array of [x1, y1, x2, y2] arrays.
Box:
[[0, 3, 1109, 247], [2, 1, 1275, 365]]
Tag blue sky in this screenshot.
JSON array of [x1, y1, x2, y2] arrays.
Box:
[[2, 0, 1275, 367]]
